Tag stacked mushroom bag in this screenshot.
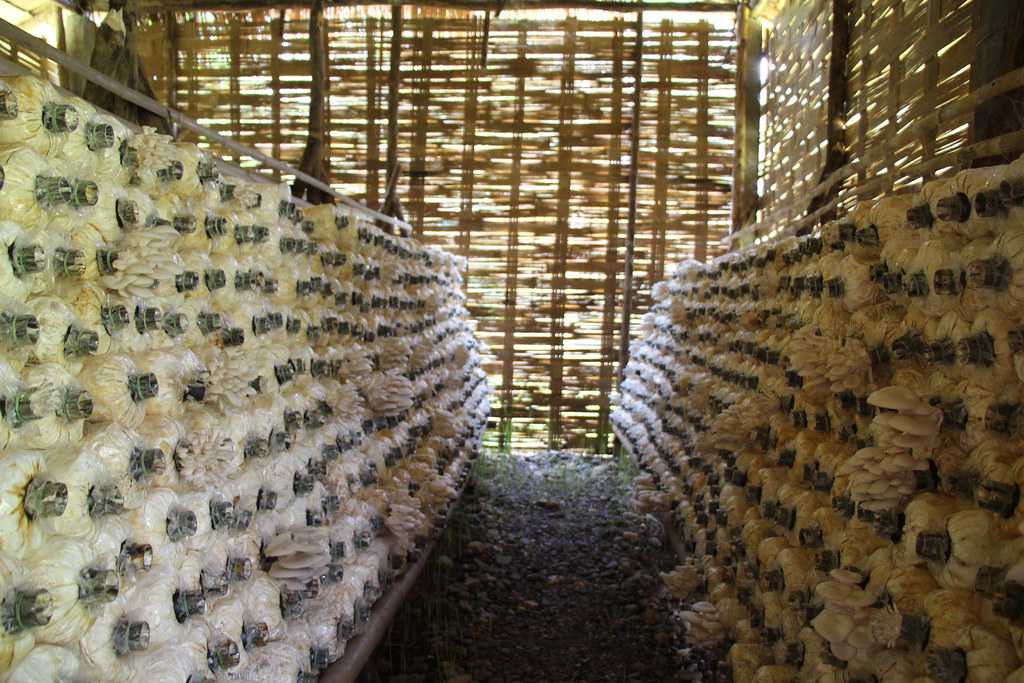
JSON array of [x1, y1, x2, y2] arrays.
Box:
[[614, 158, 1024, 683], [0, 72, 490, 682]]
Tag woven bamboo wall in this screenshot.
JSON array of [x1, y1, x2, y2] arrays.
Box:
[[758, 0, 831, 222], [137, 8, 737, 452], [844, 0, 974, 201], [752, 0, 977, 239]]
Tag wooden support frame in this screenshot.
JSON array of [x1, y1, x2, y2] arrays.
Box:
[[366, 17, 380, 207], [270, 10, 283, 177], [292, 0, 333, 203], [457, 16, 482, 269], [731, 4, 760, 232], [694, 21, 710, 261], [971, 0, 1024, 166], [597, 17, 624, 454], [228, 21, 241, 161], [409, 20, 434, 238], [165, 12, 178, 116], [805, 0, 849, 222], [386, 4, 402, 215], [498, 24, 527, 453], [618, 10, 642, 381], [548, 16, 576, 449], [137, 0, 735, 14], [651, 20, 671, 282]]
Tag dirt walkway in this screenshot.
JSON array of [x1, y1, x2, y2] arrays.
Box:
[[361, 452, 684, 683]]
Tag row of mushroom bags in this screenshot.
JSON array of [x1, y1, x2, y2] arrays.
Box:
[[0, 74, 492, 682], [613, 157, 1024, 683]]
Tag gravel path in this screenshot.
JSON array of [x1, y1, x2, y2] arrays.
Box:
[[361, 451, 684, 683]]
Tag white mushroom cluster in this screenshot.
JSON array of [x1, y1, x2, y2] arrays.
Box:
[[0, 73, 491, 681], [615, 157, 1024, 682]]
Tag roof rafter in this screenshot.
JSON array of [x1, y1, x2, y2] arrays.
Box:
[[133, 0, 736, 15]]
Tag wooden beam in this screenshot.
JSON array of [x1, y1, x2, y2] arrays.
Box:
[[481, 9, 490, 70], [619, 10, 642, 381], [549, 16, 576, 449], [386, 4, 402, 211], [651, 21, 670, 280], [292, 0, 333, 203], [165, 13, 178, 110], [270, 10, 283, 174], [137, 0, 735, 14], [731, 4, 760, 232], [598, 17, 624, 454], [498, 25, 526, 453], [457, 17, 481, 267], [694, 21, 710, 261], [380, 159, 406, 229], [78, 11, 169, 132], [805, 0, 850, 223], [228, 20, 241, 161], [56, 8, 67, 88], [920, 0, 940, 181], [310, 0, 326, 152], [409, 20, 433, 238], [366, 17, 380, 207], [971, 0, 1024, 166], [165, 12, 178, 137]]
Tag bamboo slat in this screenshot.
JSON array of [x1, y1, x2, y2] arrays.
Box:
[[746, 0, 979, 243]]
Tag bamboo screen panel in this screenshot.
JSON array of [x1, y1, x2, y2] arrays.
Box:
[[757, 0, 831, 226], [750, 0, 977, 239], [841, 0, 975, 205], [137, 9, 736, 452]]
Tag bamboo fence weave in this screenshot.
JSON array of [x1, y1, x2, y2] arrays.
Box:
[[753, 0, 976, 239], [137, 8, 737, 452], [844, 0, 974, 201], [758, 0, 832, 229]]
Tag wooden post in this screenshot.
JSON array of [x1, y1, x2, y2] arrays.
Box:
[[381, 159, 406, 223], [81, 10, 171, 132], [165, 12, 178, 138], [548, 16, 575, 449], [309, 0, 326, 157], [598, 17, 624, 454], [56, 8, 67, 88], [499, 25, 527, 452], [270, 11, 283, 176], [229, 20, 241, 162], [732, 4, 761, 231], [806, 0, 850, 222], [619, 11, 642, 381], [138, 0, 737, 14], [481, 10, 490, 69], [386, 4, 402, 205], [291, 0, 333, 203], [458, 18, 480, 268], [971, 0, 1024, 166], [651, 21, 670, 281], [694, 21, 710, 261], [409, 21, 433, 238], [366, 17, 380, 207], [920, 0, 940, 181]]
